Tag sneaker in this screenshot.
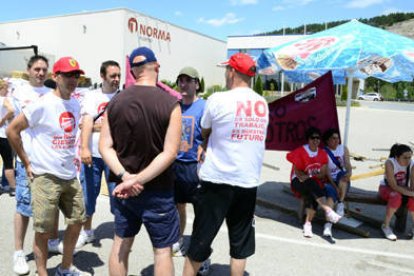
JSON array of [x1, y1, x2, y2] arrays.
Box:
[[197, 258, 211, 276], [336, 202, 345, 217], [75, 230, 95, 249], [326, 209, 342, 224], [48, 239, 62, 254], [303, 222, 313, 238], [55, 265, 82, 276], [323, 223, 332, 237], [381, 224, 397, 241], [56, 242, 79, 255], [172, 241, 185, 257], [13, 251, 30, 275]]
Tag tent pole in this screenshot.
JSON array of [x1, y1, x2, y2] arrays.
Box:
[[281, 72, 285, 96], [344, 75, 353, 147]]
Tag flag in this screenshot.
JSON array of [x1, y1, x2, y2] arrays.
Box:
[[266, 71, 339, 151], [124, 55, 135, 89], [125, 55, 182, 100]]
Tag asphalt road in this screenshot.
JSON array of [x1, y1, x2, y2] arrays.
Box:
[[0, 106, 413, 276]]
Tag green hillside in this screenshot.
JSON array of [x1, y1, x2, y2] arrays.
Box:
[[262, 12, 414, 35]]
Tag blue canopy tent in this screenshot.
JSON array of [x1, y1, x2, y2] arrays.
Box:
[[257, 19, 414, 146]]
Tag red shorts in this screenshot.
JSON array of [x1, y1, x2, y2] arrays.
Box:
[[378, 185, 414, 211]]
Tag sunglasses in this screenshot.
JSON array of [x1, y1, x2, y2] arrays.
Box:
[[60, 72, 81, 79], [310, 136, 320, 140]]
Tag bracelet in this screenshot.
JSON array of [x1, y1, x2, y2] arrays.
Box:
[[117, 169, 125, 179]]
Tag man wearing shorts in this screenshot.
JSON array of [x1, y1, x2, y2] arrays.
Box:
[[77, 60, 120, 248], [9, 55, 53, 275], [183, 53, 269, 276], [99, 46, 181, 276], [7, 57, 86, 276]]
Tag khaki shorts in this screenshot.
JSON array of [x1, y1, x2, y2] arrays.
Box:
[[31, 174, 86, 233]]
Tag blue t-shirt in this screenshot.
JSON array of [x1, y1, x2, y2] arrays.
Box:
[[177, 98, 205, 162]]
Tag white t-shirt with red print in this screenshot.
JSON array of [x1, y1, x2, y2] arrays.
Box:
[[81, 89, 117, 158], [23, 92, 80, 180], [12, 84, 51, 159], [199, 87, 269, 188]]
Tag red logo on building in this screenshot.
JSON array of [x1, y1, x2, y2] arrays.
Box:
[[59, 112, 76, 133], [128, 18, 138, 33], [128, 17, 171, 42]]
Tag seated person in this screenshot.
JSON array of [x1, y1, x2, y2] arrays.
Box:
[[286, 127, 342, 238], [322, 128, 352, 238], [378, 143, 414, 241]]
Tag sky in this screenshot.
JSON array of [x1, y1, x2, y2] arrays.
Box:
[[1, 0, 413, 41]]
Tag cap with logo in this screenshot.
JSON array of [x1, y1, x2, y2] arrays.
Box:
[[219, 53, 256, 77], [129, 47, 157, 67], [53, 57, 85, 74]]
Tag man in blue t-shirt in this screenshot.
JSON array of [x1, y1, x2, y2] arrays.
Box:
[[172, 67, 206, 257]]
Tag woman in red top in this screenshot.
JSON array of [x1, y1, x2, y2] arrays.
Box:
[[286, 127, 342, 238]]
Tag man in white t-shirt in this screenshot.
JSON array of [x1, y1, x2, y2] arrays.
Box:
[[183, 53, 269, 276], [9, 55, 53, 276], [77, 60, 120, 248], [7, 57, 87, 276]]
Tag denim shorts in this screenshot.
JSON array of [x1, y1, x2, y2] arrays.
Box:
[[15, 161, 32, 217], [80, 157, 115, 216], [113, 190, 179, 249]]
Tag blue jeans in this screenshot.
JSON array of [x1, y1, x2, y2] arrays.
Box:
[[80, 157, 115, 216], [15, 161, 32, 217]]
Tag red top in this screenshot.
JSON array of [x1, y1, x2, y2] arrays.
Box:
[[286, 145, 328, 197]]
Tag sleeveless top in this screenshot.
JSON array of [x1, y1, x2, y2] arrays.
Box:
[[107, 85, 178, 191], [380, 157, 413, 187]]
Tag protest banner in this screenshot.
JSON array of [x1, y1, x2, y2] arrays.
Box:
[[266, 71, 339, 151]]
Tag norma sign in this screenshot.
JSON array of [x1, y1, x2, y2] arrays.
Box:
[[128, 17, 171, 42]]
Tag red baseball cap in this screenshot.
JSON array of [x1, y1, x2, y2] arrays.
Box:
[[53, 57, 85, 74], [219, 53, 256, 77]]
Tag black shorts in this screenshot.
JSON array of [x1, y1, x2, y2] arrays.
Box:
[[187, 181, 257, 262], [291, 177, 326, 210], [173, 161, 199, 204], [0, 137, 14, 169]]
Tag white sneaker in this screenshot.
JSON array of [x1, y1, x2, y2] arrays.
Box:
[[13, 251, 30, 275], [172, 241, 185, 257], [336, 202, 345, 217], [48, 239, 62, 254], [326, 209, 342, 224], [381, 225, 397, 241], [323, 223, 332, 237], [303, 222, 313, 238], [198, 258, 211, 276], [75, 230, 95, 249], [55, 265, 82, 276]]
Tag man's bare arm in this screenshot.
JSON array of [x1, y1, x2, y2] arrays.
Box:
[[80, 114, 94, 165], [6, 114, 32, 177], [98, 114, 127, 177]]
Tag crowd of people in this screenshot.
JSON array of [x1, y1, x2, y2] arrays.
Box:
[[0, 47, 413, 276]]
